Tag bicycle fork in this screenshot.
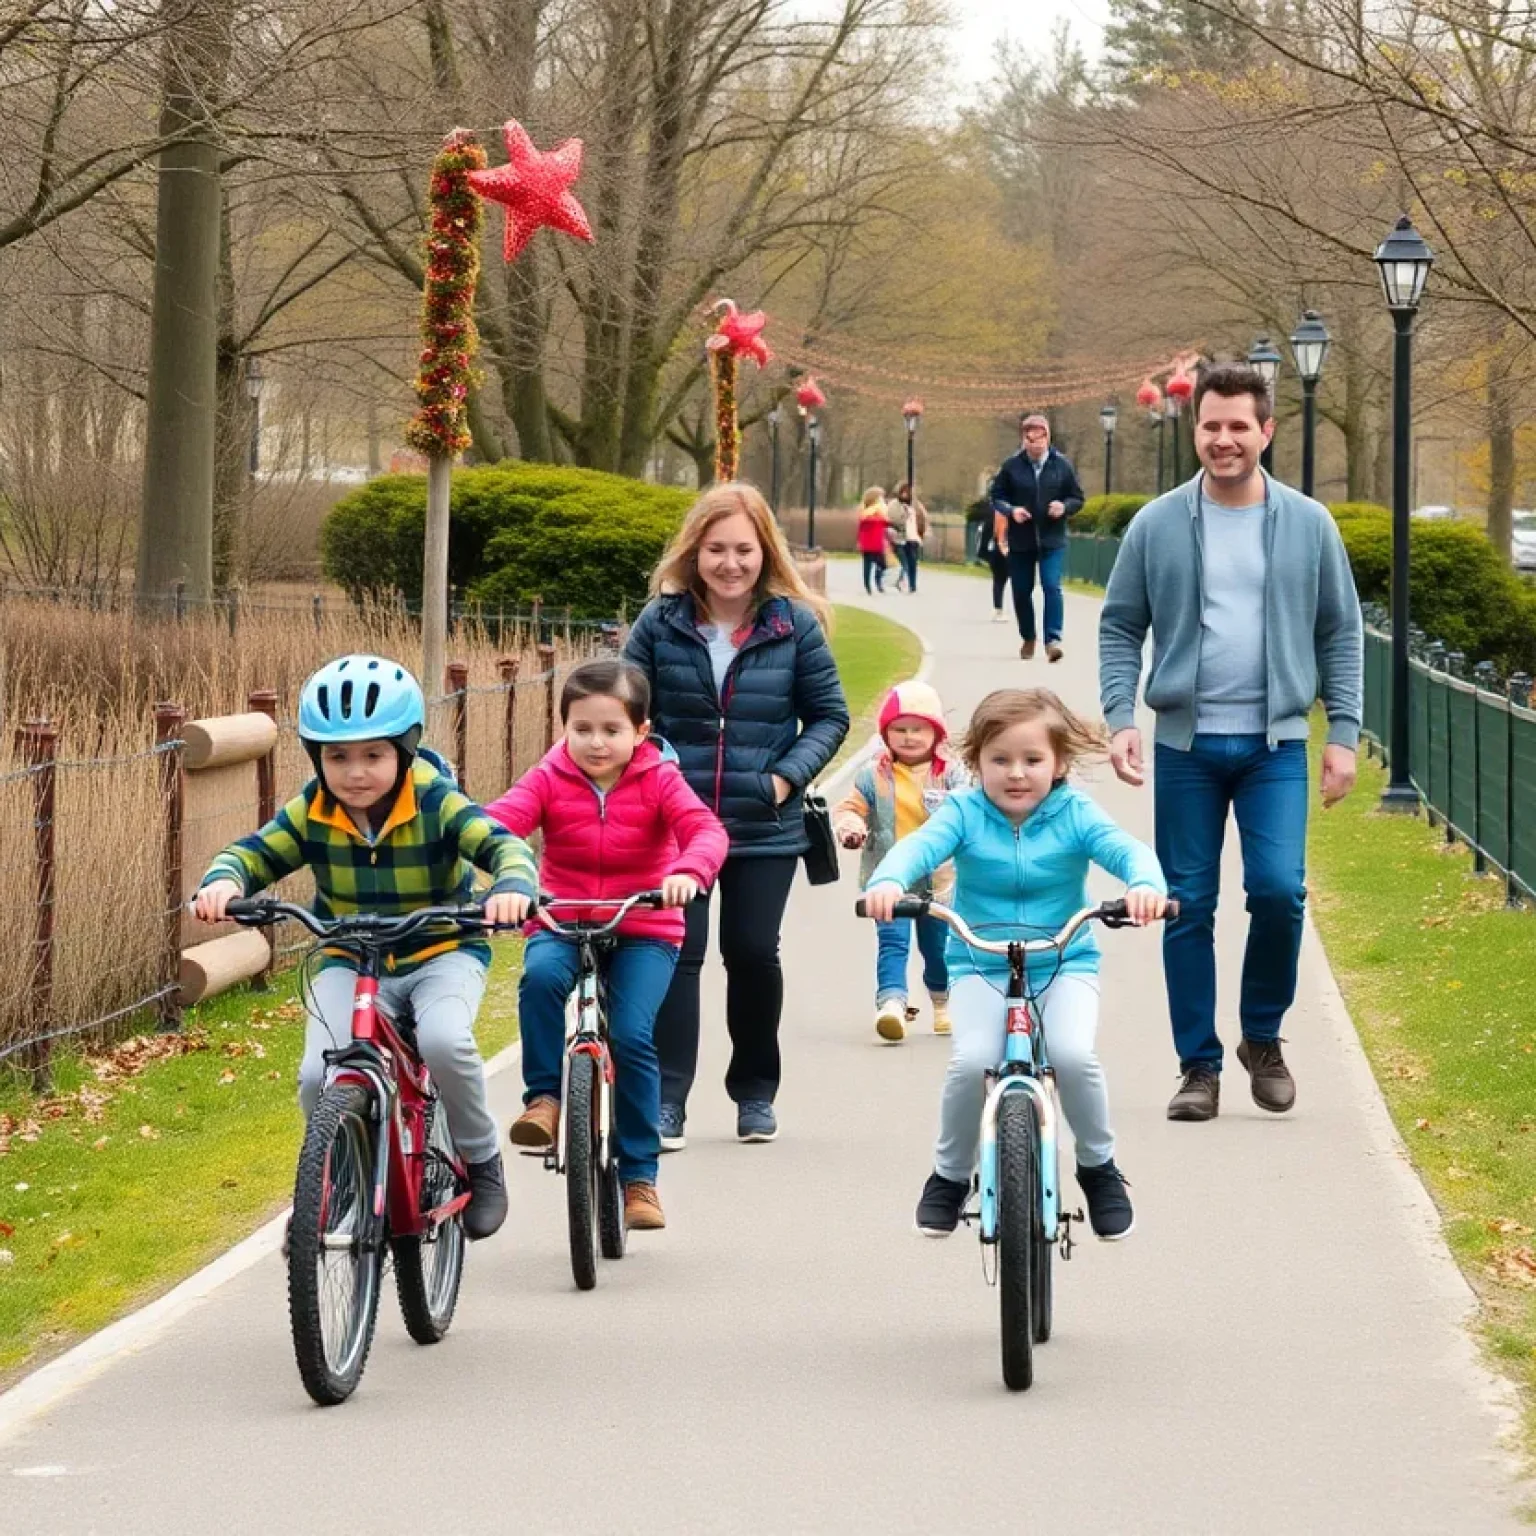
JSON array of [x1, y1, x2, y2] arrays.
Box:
[[977, 1072, 1060, 1247], [550, 966, 614, 1174]]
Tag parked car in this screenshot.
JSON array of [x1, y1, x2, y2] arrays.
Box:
[[1512, 510, 1536, 573], [1411, 503, 1457, 521]]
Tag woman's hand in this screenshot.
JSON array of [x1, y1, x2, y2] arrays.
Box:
[[483, 891, 532, 928], [661, 874, 701, 909], [1124, 886, 1168, 926], [860, 882, 904, 922], [771, 774, 793, 805], [194, 880, 243, 924]]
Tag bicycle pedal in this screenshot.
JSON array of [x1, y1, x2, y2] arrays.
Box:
[[542, 1150, 558, 1172]]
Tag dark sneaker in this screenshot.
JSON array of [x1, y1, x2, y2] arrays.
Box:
[[736, 1100, 778, 1143], [1046, 641, 1064, 663], [915, 1171, 970, 1237], [1020, 640, 1037, 661], [1168, 1068, 1221, 1122], [1237, 1037, 1296, 1113], [659, 1102, 687, 1153], [463, 1154, 509, 1240], [1076, 1159, 1134, 1240]]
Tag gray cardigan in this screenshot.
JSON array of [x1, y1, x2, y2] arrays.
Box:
[[1098, 472, 1363, 751]]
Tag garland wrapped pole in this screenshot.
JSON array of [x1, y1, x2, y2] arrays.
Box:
[[706, 300, 771, 483]]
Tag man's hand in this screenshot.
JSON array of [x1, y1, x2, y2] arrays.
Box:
[[194, 879, 243, 924], [859, 882, 905, 922], [1047, 500, 1066, 520], [1011, 506, 1032, 524], [771, 773, 793, 805], [1320, 744, 1357, 808], [1109, 727, 1145, 787], [483, 891, 532, 928], [661, 874, 700, 908]]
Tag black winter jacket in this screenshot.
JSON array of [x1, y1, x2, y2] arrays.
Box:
[[989, 448, 1086, 553], [624, 593, 850, 858]]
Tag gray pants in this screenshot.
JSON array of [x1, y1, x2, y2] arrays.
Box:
[[934, 972, 1111, 1182], [301, 951, 499, 1164]]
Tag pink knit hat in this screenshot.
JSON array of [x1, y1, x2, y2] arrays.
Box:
[[877, 680, 948, 746]]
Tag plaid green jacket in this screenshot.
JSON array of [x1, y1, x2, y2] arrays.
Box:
[[201, 757, 538, 974]]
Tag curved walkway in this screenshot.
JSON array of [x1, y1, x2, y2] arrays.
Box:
[[1, 563, 1526, 1533]]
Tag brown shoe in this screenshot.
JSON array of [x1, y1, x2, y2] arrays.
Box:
[[1020, 640, 1037, 660], [624, 1181, 666, 1230], [509, 1096, 559, 1152], [1237, 1037, 1296, 1113], [1046, 641, 1064, 663], [1167, 1069, 1220, 1121]]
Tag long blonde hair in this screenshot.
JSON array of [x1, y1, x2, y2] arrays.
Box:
[[650, 482, 830, 628]]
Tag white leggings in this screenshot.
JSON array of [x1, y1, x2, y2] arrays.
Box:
[[934, 972, 1112, 1182]]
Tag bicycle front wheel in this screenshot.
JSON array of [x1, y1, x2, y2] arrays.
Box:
[[393, 1093, 467, 1345], [565, 1052, 600, 1291], [996, 1091, 1038, 1391], [288, 1082, 383, 1405]]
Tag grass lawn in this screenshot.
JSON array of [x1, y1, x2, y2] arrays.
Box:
[[0, 602, 916, 1388], [1308, 723, 1536, 1454]]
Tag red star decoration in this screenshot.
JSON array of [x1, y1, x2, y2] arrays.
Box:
[[795, 377, 826, 412], [466, 120, 594, 263], [706, 300, 772, 367]]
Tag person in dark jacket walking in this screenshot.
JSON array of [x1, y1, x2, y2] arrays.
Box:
[[974, 507, 1010, 622], [989, 414, 1085, 662], [624, 483, 850, 1147]]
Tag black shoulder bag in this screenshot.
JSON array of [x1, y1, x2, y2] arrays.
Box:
[[802, 786, 840, 885]]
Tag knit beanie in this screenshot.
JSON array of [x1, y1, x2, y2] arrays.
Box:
[[877, 680, 948, 747]]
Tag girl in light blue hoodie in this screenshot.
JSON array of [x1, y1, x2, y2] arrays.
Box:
[[862, 688, 1166, 1241]]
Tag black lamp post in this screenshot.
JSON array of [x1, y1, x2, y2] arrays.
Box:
[[1166, 396, 1183, 484], [806, 414, 822, 550], [1289, 309, 1330, 500], [1374, 214, 1435, 812], [903, 397, 924, 498], [767, 406, 781, 515], [1099, 402, 1118, 496], [244, 356, 265, 476], [1247, 335, 1282, 472]]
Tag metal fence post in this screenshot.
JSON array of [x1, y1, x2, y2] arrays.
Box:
[[248, 688, 279, 986], [539, 642, 557, 753], [447, 660, 469, 794], [173, 580, 186, 624], [155, 702, 187, 1032], [498, 656, 520, 784], [18, 719, 58, 1092], [1508, 675, 1530, 907]]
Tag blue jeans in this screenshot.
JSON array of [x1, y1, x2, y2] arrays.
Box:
[[1154, 736, 1308, 1072], [875, 915, 949, 1004], [898, 542, 920, 591], [1007, 543, 1065, 644], [519, 931, 678, 1183]]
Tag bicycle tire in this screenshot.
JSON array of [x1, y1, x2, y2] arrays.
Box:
[[996, 1090, 1036, 1392], [565, 1052, 600, 1291], [288, 1082, 383, 1405], [598, 1132, 626, 1262], [393, 1093, 466, 1345], [1032, 1154, 1054, 1345]]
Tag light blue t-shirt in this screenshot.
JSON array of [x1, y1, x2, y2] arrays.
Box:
[[703, 624, 740, 697], [1195, 496, 1267, 735]]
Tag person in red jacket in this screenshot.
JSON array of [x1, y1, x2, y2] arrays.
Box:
[[483, 658, 727, 1231]]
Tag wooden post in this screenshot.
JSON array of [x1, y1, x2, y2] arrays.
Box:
[[539, 642, 557, 753], [498, 657, 520, 784], [422, 454, 452, 708], [248, 688, 279, 987], [447, 660, 469, 795], [530, 594, 543, 644], [155, 702, 187, 1032], [311, 592, 323, 631], [173, 580, 186, 623], [18, 719, 58, 1093]]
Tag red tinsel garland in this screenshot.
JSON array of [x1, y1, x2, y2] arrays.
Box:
[[406, 131, 487, 459]]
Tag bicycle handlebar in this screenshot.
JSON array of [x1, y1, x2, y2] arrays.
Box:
[[222, 898, 495, 943], [853, 895, 1179, 955], [531, 890, 666, 937]]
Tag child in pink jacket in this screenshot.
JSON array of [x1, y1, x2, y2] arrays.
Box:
[[483, 657, 727, 1231]]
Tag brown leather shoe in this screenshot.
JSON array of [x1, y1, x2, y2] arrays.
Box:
[[1046, 641, 1064, 663], [1020, 640, 1037, 660], [1167, 1069, 1220, 1121], [509, 1095, 559, 1152], [1237, 1037, 1296, 1113], [624, 1181, 666, 1230]]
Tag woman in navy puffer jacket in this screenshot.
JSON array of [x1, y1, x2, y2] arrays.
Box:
[[625, 483, 849, 1147]]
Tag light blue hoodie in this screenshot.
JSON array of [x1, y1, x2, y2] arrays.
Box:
[[867, 782, 1165, 983]]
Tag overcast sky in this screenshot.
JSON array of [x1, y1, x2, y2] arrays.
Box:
[[947, 0, 1112, 87]]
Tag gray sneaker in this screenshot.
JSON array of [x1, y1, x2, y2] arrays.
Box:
[[1167, 1068, 1220, 1122], [736, 1100, 778, 1143], [659, 1102, 686, 1153]]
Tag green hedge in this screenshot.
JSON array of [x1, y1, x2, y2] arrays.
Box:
[[322, 464, 693, 617], [1076, 494, 1150, 534], [1328, 502, 1536, 675]]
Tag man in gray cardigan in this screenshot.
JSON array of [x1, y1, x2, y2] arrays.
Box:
[[1099, 362, 1363, 1122]]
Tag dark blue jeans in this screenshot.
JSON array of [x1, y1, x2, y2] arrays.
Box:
[[1154, 736, 1308, 1072], [519, 931, 678, 1183], [1008, 543, 1065, 644], [898, 542, 920, 591], [875, 914, 949, 1003], [861, 551, 886, 593]]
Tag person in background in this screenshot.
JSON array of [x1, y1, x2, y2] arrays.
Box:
[[856, 486, 891, 595], [889, 481, 928, 594], [975, 505, 1010, 622]]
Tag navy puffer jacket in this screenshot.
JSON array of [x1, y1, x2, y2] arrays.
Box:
[[624, 593, 850, 858]]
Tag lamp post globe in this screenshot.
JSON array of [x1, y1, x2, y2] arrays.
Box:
[[1289, 310, 1330, 499], [1247, 335, 1282, 472], [1099, 401, 1118, 497]]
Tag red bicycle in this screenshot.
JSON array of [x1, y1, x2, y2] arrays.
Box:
[[227, 898, 492, 1405]]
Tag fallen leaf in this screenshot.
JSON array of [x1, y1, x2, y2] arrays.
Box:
[[138, 1125, 159, 1141], [1488, 1218, 1533, 1237], [0, 1250, 12, 1266], [264, 1070, 281, 1081], [218, 1070, 237, 1086], [1489, 1248, 1536, 1289], [1446, 1165, 1471, 1181], [1415, 1118, 1432, 1132], [0, 1220, 13, 1238], [220, 1178, 238, 1189], [91, 1137, 108, 1151]]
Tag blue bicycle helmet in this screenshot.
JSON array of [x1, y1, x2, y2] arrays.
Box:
[[298, 655, 426, 769]]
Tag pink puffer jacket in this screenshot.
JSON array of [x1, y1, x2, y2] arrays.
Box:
[[483, 739, 728, 942]]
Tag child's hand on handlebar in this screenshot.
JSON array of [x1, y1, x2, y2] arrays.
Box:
[[860, 882, 905, 922], [483, 891, 532, 928], [662, 874, 701, 908], [194, 880, 243, 924], [1123, 886, 1167, 926]]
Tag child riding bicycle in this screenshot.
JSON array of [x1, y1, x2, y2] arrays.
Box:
[[484, 658, 727, 1231], [860, 688, 1166, 1242], [835, 680, 971, 1042], [194, 654, 538, 1242]]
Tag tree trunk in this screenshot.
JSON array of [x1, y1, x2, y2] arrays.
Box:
[[137, 0, 233, 607], [211, 191, 245, 592], [1486, 325, 1516, 563], [367, 400, 382, 477]]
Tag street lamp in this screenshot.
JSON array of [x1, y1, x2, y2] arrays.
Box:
[[902, 397, 924, 499], [1166, 370, 1193, 485], [1137, 379, 1163, 494], [1099, 401, 1118, 497], [1374, 213, 1435, 812], [1247, 335, 1282, 472], [796, 376, 826, 548], [244, 355, 266, 476], [767, 406, 781, 516], [1288, 309, 1330, 499]]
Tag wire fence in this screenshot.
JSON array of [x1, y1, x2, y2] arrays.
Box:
[[0, 628, 617, 1089]]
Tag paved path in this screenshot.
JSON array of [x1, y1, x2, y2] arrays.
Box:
[[3, 564, 1527, 1533]]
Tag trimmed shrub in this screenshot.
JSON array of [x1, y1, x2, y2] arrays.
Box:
[[1076, 494, 1150, 534], [323, 464, 693, 617], [1327, 501, 1390, 526]]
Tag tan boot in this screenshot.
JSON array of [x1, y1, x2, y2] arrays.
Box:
[[875, 997, 908, 1043], [508, 1095, 559, 1153], [625, 1181, 666, 1230], [930, 993, 952, 1036], [1046, 641, 1064, 663]]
